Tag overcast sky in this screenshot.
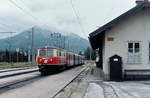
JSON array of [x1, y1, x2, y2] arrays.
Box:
[[0, 0, 136, 39]]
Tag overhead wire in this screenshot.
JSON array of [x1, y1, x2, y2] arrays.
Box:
[[0, 23, 10, 31], [70, 0, 88, 38], [19, 0, 51, 28], [8, 0, 50, 28], [0, 22, 16, 35], [102, 1, 118, 25], [9, 0, 87, 37], [69, 0, 117, 36]]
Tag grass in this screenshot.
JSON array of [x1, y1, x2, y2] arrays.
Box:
[[0, 62, 37, 69]]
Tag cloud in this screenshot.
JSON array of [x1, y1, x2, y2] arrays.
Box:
[[0, 0, 136, 39]]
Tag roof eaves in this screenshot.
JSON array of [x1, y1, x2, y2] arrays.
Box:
[[89, 3, 148, 38]]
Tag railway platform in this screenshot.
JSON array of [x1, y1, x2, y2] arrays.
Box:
[[55, 64, 104, 98], [55, 64, 150, 98]]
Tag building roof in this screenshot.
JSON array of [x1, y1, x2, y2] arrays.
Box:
[[89, 2, 150, 49]]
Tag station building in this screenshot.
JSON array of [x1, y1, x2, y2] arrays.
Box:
[[89, 0, 150, 80]]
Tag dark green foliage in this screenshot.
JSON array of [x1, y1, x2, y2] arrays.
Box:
[[84, 47, 96, 60], [0, 50, 28, 62]]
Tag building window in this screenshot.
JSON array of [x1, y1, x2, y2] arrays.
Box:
[[127, 42, 141, 64], [128, 43, 133, 53]]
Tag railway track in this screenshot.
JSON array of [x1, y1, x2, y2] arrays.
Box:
[[0, 67, 38, 79], [51, 67, 88, 98], [0, 66, 37, 73], [0, 67, 40, 93], [0, 73, 41, 94], [0, 65, 87, 96], [137, 81, 150, 85]]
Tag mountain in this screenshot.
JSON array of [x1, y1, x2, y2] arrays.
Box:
[[0, 27, 89, 54]]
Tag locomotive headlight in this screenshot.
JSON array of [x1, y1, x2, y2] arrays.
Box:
[[44, 59, 48, 63], [50, 58, 53, 62], [40, 59, 42, 62]]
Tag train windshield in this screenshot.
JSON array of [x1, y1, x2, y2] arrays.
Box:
[[39, 50, 53, 57]]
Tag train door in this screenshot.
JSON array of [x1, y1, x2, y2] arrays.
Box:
[[66, 53, 69, 66], [73, 54, 75, 65], [71, 54, 74, 66]]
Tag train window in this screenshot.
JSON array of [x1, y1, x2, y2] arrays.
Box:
[[39, 50, 46, 56], [57, 51, 59, 56], [39, 50, 53, 56], [59, 52, 61, 56], [61, 52, 63, 57], [47, 50, 53, 56], [149, 43, 150, 62]]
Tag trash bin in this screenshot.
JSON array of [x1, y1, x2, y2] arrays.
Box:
[[109, 55, 122, 81]]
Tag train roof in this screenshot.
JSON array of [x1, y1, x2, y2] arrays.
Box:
[[38, 46, 84, 57], [67, 52, 83, 57], [38, 46, 65, 51]]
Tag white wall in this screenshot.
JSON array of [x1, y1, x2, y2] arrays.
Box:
[[103, 8, 150, 78]]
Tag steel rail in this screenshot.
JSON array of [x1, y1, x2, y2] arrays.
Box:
[[0, 67, 37, 73], [0, 69, 38, 79], [51, 68, 87, 98], [0, 66, 87, 96], [0, 74, 41, 94], [138, 81, 150, 85]]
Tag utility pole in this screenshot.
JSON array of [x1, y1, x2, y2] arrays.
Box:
[[63, 36, 66, 49], [67, 36, 70, 52], [28, 31, 31, 63], [31, 27, 35, 65], [16, 48, 19, 63], [50, 33, 61, 48], [90, 47, 92, 60]]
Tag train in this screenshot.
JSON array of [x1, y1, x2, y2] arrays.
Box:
[[36, 46, 84, 75]]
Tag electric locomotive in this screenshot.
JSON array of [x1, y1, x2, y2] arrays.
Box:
[[36, 46, 84, 75]]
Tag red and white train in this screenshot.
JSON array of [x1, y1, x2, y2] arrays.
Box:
[[36, 46, 84, 75]]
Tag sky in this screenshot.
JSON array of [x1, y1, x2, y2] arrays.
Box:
[[0, 0, 136, 39]]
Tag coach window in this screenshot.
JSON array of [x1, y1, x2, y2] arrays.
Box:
[[47, 50, 53, 56], [61, 52, 63, 57], [149, 43, 150, 62], [57, 51, 59, 56], [59, 52, 61, 57]]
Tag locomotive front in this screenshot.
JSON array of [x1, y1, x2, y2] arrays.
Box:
[[36, 47, 67, 75]]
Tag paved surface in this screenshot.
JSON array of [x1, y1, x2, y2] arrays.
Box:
[[55, 65, 150, 98], [55, 64, 102, 98], [1, 64, 150, 98], [102, 81, 150, 98], [0, 66, 84, 98]]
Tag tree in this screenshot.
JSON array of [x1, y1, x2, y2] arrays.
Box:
[[78, 51, 84, 56], [5, 49, 9, 62], [84, 47, 96, 60]]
